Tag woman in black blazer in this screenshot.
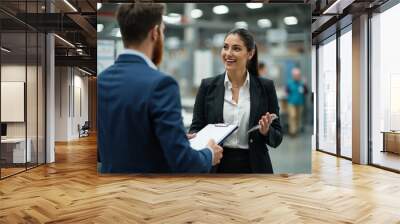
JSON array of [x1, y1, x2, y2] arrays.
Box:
[[189, 28, 283, 173]]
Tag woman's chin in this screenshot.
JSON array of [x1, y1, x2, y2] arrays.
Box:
[[225, 65, 236, 71]]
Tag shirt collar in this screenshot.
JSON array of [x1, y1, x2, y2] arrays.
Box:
[[120, 48, 157, 70], [224, 71, 250, 89]]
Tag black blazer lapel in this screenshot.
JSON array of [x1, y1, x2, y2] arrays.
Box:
[[214, 75, 225, 123], [249, 75, 264, 127], [209, 74, 225, 123]]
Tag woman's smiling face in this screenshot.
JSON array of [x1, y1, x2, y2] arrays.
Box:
[[221, 34, 253, 72]]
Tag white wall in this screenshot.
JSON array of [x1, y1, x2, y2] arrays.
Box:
[[1, 64, 46, 164], [55, 67, 89, 141], [1, 65, 37, 138], [72, 72, 89, 138], [1, 65, 26, 142], [1, 66, 25, 130], [1, 65, 26, 81], [55, 67, 69, 141]]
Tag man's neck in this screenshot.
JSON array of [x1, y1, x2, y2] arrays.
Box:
[[126, 42, 152, 61]]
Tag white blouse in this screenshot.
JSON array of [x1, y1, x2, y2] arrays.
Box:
[[222, 71, 251, 149]]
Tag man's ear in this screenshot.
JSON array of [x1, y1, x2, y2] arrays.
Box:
[[150, 25, 159, 41]]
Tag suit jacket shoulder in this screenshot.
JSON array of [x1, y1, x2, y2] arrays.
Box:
[[258, 77, 275, 89], [200, 74, 224, 87]]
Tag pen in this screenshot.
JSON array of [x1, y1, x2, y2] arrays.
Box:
[[247, 114, 278, 134], [247, 125, 261, 134]]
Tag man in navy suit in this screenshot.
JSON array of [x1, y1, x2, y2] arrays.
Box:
[[98, 3, 223, 173]]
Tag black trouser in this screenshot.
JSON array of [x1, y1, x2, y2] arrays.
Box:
[[217, 147, 252, 173]]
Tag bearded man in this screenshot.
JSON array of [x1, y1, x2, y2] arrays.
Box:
[[97, 3, 223, 173]]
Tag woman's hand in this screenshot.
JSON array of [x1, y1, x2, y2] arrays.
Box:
[[187, 133, 197, 140], [258, 112, 275, 136]]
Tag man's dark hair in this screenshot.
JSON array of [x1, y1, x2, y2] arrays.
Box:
[[116, 3, 165, 46]]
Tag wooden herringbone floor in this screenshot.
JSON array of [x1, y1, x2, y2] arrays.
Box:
[[1, 135, 400, 223]]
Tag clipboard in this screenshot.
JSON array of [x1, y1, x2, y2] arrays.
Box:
[[189, 123, 238, 150]]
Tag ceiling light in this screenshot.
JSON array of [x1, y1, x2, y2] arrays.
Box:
[[97, 3, 102, 10], [246, 3, 263, 9], [163, 13, 181, 24], [97, 24, 104, 32], [78, 67, 92, 76], [284, 16, 298, 25], [235, 21, 248, 29], [63, 0, 77, 12], [257, 19, 271, 28], [166, 37, 180, 49], [191, 9, 203, 19], [1, 47, 11, 53], [213, 5, 229, 15], [54, 34, 75, 48]]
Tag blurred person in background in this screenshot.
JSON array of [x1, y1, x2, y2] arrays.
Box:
[[97, 3, 223, 173], [258, 62, 267, 77], [286, 67, 308, 136], [189, 28, 283, 173]]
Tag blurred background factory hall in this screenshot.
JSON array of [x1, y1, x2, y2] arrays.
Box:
[[97, 3, 313, 173]]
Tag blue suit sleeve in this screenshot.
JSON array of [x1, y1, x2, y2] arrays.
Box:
[[149, 76, 212, 173]]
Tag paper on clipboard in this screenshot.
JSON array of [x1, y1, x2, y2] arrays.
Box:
[[189, 123, 238, 150]]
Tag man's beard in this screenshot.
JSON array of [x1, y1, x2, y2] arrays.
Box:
[[152, 35, 163, 66]]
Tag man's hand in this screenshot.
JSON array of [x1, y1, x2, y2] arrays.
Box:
[[207, 139, 223, 165]]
